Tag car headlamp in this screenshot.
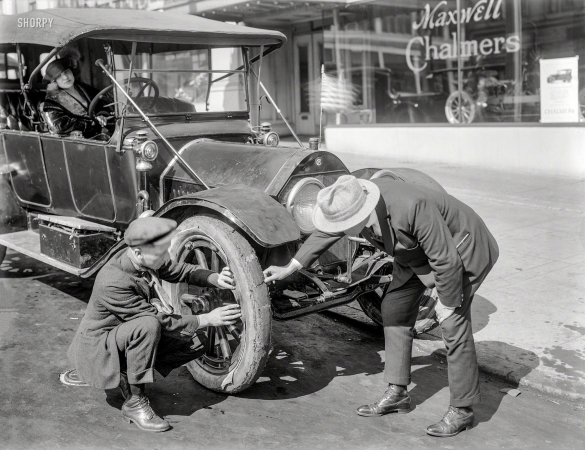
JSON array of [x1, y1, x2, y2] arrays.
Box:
[[286, 177, 324, 235], [140, 141, 158, 161], [263, 131, 280, 147]]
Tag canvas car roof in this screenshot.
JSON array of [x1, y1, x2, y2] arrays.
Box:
[[0, 8, 286, 48]]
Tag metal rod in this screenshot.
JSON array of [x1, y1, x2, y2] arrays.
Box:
[[26, 46, 60, 90], [319, 64, 324, 148], [213, 44, 280, 84], [95, 59, 210, 189], [251, 68, 305, 149], [456, 0, 462, 123], [205, 48, 212, 112], [16, 44, 35, 126], [216, 326, 232, 359], [257, 45, 263, 127]]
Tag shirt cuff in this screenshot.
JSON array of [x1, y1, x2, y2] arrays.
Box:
[[188, 268, 216, 287], [290, 259, 303, 270]]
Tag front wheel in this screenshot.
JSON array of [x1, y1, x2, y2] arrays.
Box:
[[164, 215, 271, 393], [445, 91, 476, 124], [357, 287, 438, 335]]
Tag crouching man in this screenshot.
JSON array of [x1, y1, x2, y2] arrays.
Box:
[[62, 217, 240, 432]]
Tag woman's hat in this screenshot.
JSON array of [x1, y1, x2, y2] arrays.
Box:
[[43, 59, 70, 82], [313, 175, 380, 233]]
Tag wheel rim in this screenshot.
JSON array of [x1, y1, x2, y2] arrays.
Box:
[[449, 94, 473, 123], [175, 233, 244, 375]]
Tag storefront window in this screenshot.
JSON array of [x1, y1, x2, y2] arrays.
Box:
[[323, 0, 585, 125]]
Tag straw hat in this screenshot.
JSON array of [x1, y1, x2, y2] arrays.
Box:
[[313, 175, 380, 233]]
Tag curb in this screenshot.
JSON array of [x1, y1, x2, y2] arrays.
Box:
[[413, 336, 585, 403]]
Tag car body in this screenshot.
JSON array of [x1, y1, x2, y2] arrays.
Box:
[[0, 9, 440, 393], [547, 69, 572, 83]]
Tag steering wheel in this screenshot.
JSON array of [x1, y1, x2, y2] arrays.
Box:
[[88, 77, 160, 119]]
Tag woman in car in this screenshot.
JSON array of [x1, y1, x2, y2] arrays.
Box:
[[41, 59, 113, 139]]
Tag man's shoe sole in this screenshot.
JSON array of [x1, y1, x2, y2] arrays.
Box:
[[426, 424, 473, 437], [122, 415, 171, 432], [356, 407, 411, 417]]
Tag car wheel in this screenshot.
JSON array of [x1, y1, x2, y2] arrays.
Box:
[[164, 215, 271, 393], [357, 287, 439, 336], [445, 91, 476, 124]]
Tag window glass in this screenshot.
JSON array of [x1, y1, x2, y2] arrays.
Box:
[[113, 47, 247, 115], [323, 0, 585, 124], [0, 53, 23, 80]]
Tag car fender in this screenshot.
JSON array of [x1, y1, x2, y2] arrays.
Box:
[[352, 167, 447, 194], [157, 184, 301, 248]]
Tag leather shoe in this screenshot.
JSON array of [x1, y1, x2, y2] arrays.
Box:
[[122, 394, 171, 432], [426, 406, 474, 437], [356, 385, 411, 417]]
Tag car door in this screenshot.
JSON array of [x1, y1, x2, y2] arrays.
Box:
[[2, 131, 52, 208]]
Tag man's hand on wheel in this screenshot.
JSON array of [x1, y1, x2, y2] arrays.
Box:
[[209, 267, 236, 290], [200, 304, 241, 327], [263, 264, 297, 284]]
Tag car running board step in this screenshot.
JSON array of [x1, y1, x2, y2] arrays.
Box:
[[0, 230, 85, 276], [0, 229, 125, 278]]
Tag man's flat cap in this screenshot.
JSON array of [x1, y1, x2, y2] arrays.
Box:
[[124, 217, 177, 247]]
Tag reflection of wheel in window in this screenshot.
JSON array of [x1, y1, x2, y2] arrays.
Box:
[[445, 91, 476, 124]]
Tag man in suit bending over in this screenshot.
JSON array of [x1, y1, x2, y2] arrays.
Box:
[[264, 174, 498, 437]]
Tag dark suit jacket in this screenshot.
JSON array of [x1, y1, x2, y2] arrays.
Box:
[[295, 177, 499, 307], [67, 249, 214, 389]]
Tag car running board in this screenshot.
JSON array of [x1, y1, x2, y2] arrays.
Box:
[[0, 229, 125, 278], [0, 230, 85, 276]]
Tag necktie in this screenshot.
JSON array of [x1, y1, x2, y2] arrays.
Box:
[[144, 269, 174, 315]]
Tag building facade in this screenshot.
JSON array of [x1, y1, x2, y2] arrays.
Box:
[[2, 0, 584, 175]]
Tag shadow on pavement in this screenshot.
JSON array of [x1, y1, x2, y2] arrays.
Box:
[[238, 319, 385, 401], [0, 251, 95, 302], [104, 366, 228, 418]]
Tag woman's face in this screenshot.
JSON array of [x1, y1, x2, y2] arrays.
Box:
[[54, 69, 74, 89]]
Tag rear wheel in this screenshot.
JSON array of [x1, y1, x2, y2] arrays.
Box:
[[445, 91, 476, 124], [357, 287, 438, 335], [164, 215, 271, 393]]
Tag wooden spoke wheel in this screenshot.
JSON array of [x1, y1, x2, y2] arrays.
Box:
[[357, 287, 438, 336], [445, 91, 476, 124], [164, 216, 271, 393]]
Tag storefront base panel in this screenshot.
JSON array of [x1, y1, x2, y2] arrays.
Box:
[[325, 125, 585, 179]]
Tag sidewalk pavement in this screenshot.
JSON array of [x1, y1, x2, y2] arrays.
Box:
[[283, 136, 585, 402], [337, 150, 585, 403]]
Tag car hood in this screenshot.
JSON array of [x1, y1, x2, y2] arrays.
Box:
[[161, 140, 349, 198]]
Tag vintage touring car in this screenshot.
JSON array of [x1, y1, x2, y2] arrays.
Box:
[[0, 8, 440, 393]]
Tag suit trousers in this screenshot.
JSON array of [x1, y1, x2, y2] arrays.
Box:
[[382, 274, 481, 407], [114, 316, 206, 385]]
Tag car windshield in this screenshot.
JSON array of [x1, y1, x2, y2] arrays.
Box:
[[113, 47, 248, 116]]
